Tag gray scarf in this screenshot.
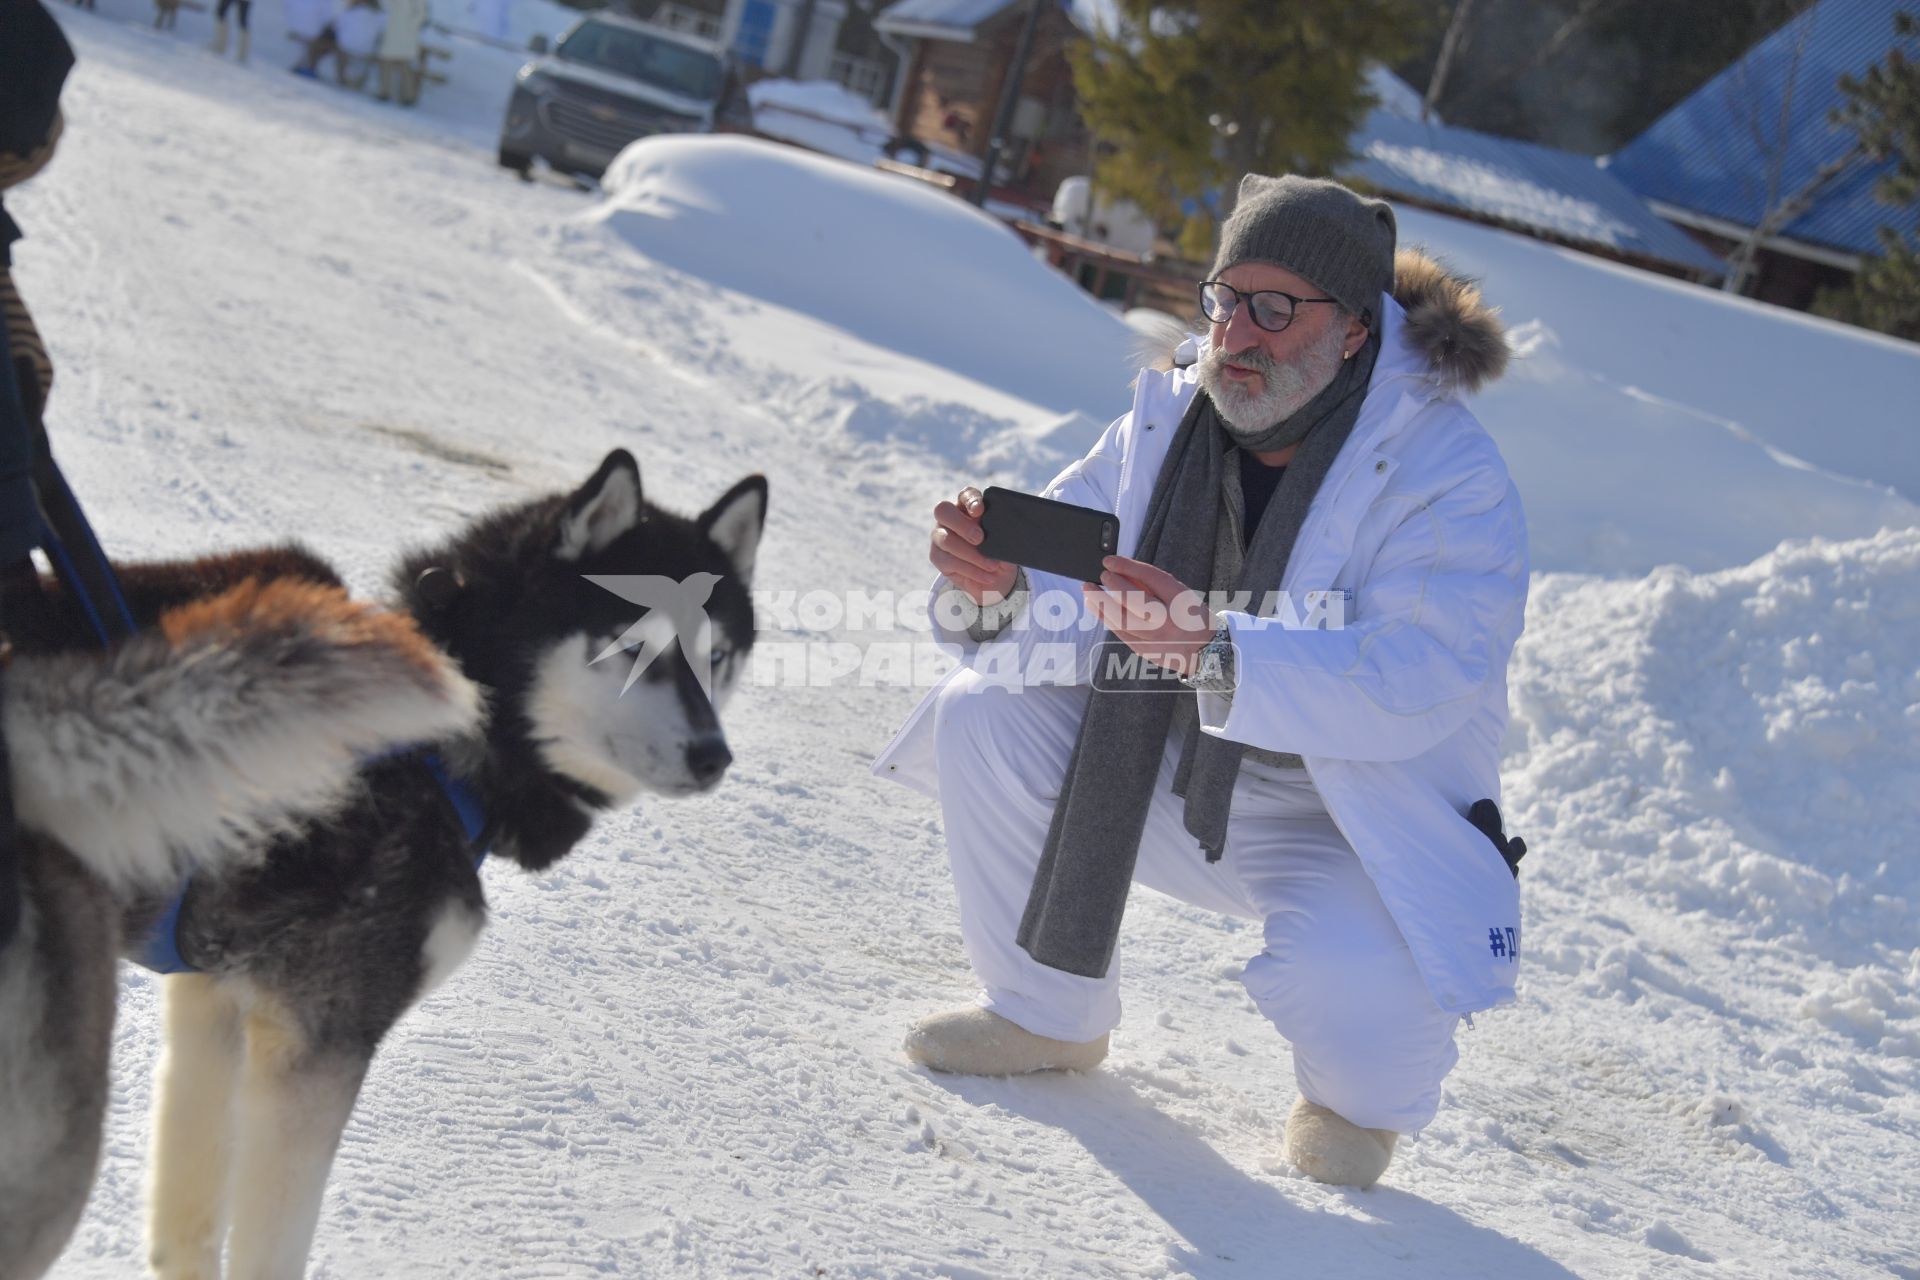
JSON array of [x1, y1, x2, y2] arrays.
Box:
[[1015, 333, 1380, 979]]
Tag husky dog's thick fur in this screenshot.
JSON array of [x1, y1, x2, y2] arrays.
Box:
[[111, 450, 764, 1278], [1, 576, 484, 1280]]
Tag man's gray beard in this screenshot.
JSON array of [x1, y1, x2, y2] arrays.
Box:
[[1198, 321, 1349, 438]]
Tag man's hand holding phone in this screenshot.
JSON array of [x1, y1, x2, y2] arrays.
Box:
[[1084, 556, 1217, 677], [929, 486, 1019, 605]]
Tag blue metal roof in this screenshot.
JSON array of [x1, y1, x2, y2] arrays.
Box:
[[1341, 109, 1728, 274], [1606, 0, 1919, 257]]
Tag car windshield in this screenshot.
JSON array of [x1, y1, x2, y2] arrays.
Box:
[[556, 22, 724, 102]]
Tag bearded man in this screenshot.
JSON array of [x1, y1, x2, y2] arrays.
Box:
[[872, 175, 1526, 1189]]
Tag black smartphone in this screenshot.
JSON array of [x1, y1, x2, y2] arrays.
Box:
[[976, 486, 1120, 584]]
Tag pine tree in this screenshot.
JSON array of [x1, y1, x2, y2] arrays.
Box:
[[1069, 0, 1428, 264], [1813, 11, 1920, 341]]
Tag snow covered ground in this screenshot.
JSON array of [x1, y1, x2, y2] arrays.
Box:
[[16, 5, 1920, 1277]]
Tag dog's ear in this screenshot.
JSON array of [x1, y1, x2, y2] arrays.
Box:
[[699, 474, 768, 581], [556, 450, 644, 561]]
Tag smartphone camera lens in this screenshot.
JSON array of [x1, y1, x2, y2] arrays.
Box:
[[1102, 523, 1116, 548]]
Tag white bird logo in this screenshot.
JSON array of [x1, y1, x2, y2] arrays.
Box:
[[583, 573, 724, 697]]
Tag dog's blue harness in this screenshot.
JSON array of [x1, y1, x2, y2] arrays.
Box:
[[136, 876, 196, 975], [132, 752, 491, 975], [421, 752, 491, 855]]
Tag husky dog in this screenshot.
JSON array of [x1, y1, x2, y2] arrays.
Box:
[[1, 575, 485, 1280], [121, 450, 766, 1279]]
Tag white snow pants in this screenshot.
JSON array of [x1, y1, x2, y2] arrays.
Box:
[[932, 667, 1461, 1133]]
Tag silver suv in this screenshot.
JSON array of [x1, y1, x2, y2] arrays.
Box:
[[498, 15, 752, 180]]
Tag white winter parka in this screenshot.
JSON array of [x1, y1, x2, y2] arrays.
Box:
[[873, 253, 1530, 1015]]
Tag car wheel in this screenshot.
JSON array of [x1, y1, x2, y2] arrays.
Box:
[[498, 145, 533, 180]]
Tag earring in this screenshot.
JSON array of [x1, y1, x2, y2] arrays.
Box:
[[1343, 348, 1353, 360]]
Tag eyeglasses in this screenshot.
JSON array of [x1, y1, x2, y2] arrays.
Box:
[[1198, 280, 1338, 333]]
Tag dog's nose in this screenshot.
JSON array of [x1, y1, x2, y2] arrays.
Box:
[[686, 738, 732, 784]]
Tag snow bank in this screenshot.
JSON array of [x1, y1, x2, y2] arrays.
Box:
[[592, 134, 1138, 416], [1480, 530, 1920, 1277], [1483, 315, 1918, 574], [1507, 527, 1920, 985], [1397, 205, 1920, 506]]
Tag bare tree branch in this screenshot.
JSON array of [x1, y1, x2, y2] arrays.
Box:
[[1445, 0, 1630, 113], [1723, 138, 1864, 292], [1423, 0, 1475, 122]]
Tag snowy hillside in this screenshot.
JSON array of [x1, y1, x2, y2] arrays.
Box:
[[1401, 206, 1920, 573], [16, 5, 1920, 1278]]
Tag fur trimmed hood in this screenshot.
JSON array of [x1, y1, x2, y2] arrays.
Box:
[[1389, 248, 1508, 394], [1147, 247, 1508, 396]]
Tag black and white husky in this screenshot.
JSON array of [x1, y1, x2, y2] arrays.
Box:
[[2, 575, 485, 1280], [123, 450, 766, 1279]]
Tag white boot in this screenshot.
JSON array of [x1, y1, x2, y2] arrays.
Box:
[[904, 1006, 1109, 1075], [209, 18, 228, 53], [1285, 1096, 1399, 1189]]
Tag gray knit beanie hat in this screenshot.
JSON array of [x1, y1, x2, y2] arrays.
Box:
[[1210, 174, 1398, 324]]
